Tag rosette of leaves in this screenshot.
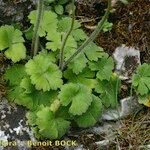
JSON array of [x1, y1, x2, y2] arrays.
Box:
[[0, 25, 26, 62], [132, 63, 150, 107], [3, 2, 119, 140], [5, 64, 104, 139], [64, 52, 119, 109]]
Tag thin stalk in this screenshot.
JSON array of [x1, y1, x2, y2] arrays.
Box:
[[130, 84, 133, 97], [31, 0, 44, 56], [115, 75, 122, 120], [62, 0, 112, 70], [59, 0, 75, 70]]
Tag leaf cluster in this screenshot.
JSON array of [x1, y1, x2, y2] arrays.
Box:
[[3, 8, 121, 139]]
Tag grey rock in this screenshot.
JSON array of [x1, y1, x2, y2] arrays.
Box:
[[91, 122, 121, 136], [113, 44, 140, 80], [0, 0, 36, 26], [101, 97, 143, 121], [0, 98, 34, 150], [95, 139, 110, 149]]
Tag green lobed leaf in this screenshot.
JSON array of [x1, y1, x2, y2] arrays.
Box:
[[36, 106, 70, 139], [28, 10, 58, 37], [7, 80, 58, 110], [95, 73, 121, 108], [89, 54, 114, 81], [71, 29, 87, 41], [46, 31, 77, 52], [64, 68, 97, 89], [75, 95, 103, 128], [58, 17, 81, 32], [54, 5, 64, 15], [132, 63, 150, 95], [4, 64, 27, 86], [68, 53, 88, 74], [25, 52, 63, 91], [50, 99, 61, 113], [0, 25, 24, 49], [84, 42, 104, 61], [58, 83, 93, 115], [0, 25, 26, 62], [102, 20, 113, 32], [46, 30, 62, 51], [5, 43, 26, 62], [138, 94, 150, 107], [57, 17, 87, 42], [7, 86, 33, 109]]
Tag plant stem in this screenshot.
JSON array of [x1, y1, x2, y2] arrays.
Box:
[[59, 0, 75, 70], [62, 0, 112, 70], [31, 0, 44, 56]]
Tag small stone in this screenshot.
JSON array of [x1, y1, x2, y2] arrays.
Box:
[[113, 44, 140, 80], [95, 139, 109, 147]]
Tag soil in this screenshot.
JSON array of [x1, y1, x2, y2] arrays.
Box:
[[0, 0, 35, 28], [0, 54, 8, 98], [124, 56, 139, 76], [75, 0, 150, 101], [76, 0, 150, 63], [111, 108, 150, 149]]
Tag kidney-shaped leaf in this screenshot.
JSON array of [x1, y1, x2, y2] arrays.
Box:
[[58, 83, 93, 115], [25, 52, 63, 91], [36, 106, 70, 139]]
